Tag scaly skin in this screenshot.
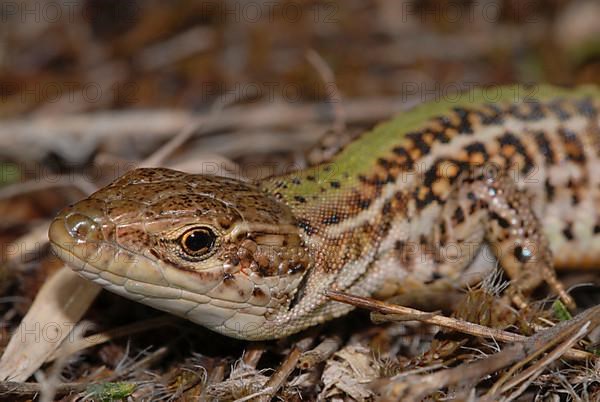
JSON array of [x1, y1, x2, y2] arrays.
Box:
[[49, 85, 600, 340]]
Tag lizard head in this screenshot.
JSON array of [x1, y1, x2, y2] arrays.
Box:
[[49, 168, 311, 339]]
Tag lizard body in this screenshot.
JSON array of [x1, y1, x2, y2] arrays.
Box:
[[49, 85, 600, 340]]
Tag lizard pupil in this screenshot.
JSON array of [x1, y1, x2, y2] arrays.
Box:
[[180, 227, 216, 256]]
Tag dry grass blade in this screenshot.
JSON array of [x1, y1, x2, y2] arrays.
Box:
[[0, 97, 416, 164], [0, 267, 101, 382], [102, 346, 169, 384], [306, 49, 345, 133], [48, 315, 176, 362], [375, 306, 600, 400], [502, 322, 591, 401], [484, 321, 592, 399], [3, 220, 51, 271], [139, 85, 251, 171], [0, 174, 97, 200], [138, 116, 209, 168], [0, 381, 87, 398], [35, 323, 88, 402], [0, 345, 167, 401]]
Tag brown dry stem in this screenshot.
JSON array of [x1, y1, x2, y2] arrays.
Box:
[[325, 290, 595, 361]]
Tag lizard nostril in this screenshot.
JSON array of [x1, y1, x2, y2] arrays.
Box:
[[64, 213, 102, 243]]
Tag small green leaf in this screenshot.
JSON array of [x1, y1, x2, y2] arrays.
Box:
[[86, 382, 136, 402], [552, 300, 572, 321]]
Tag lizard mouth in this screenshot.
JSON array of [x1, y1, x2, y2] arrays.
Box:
[[48, 212, 173, 292]]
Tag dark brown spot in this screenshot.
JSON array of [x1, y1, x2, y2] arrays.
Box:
[[509, 102, 546, 121], [407, 132, 431, 154], [453, 207, 465, 224], [572, 193, 579, 205], [549, 101, 571, 121], [297, 219, 317, 236], [423, 161, 439, 187], [562, 223, 574, 240], [357, 198, 371, 209], [498, 131, 535, 174], [322, 214, 340, 225], [575, 97, 597, 117], [452, 107, 474, 134], [391, 146, 415, 169], [382, 201, 392, 215], [415, 188, 439, 209], [559, 128, 586, 164], [377, 157, 392, 168], [490, 211, 510, 228], [478, 104, 504, 125], [534, 131, 555, 165], [428, 128, 451, 143], [545, 179, 555, 201], [464, 141, 489, 163], [440, 221, 446, 235]]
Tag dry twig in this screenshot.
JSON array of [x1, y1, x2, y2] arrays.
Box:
[[326, 290, 595, 361], [255, 336, 314, 402]]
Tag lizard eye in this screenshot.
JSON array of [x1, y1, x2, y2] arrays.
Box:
[[179, 227, 217, 257]]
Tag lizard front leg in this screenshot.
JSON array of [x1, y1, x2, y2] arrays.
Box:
[[434, 170, 575, 310]]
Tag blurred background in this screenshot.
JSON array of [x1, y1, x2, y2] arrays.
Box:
[[2, 0, 600, 267], [1, 0, 599, 169], [0, 1, 599, 400]]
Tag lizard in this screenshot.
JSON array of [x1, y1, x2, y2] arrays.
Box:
[[48, 85, 600, 340]]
